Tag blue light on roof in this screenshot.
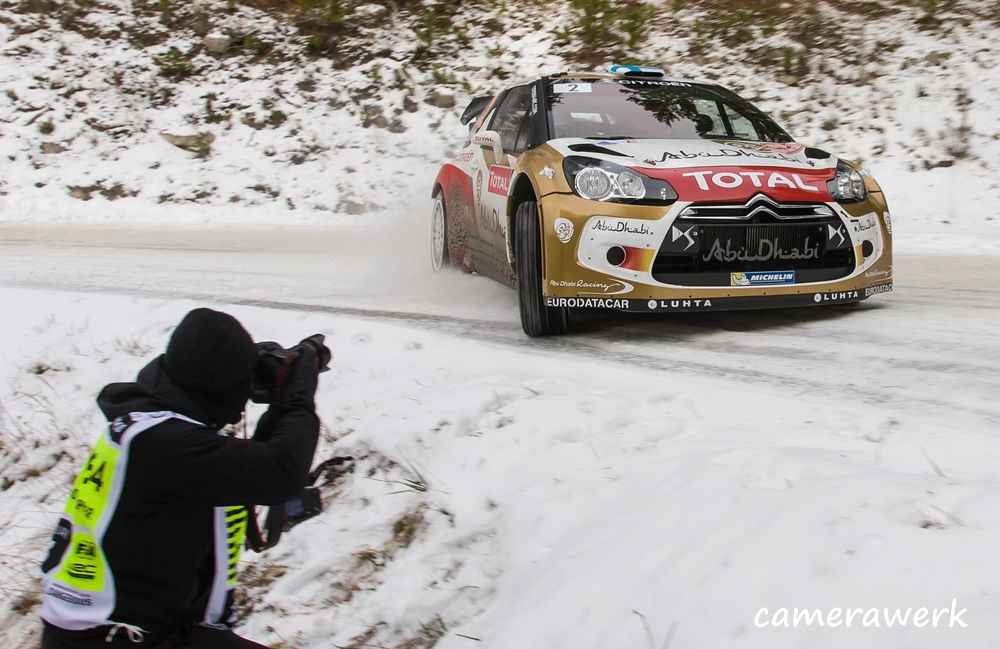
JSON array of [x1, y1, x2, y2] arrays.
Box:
[[609, 64, 666, 78]]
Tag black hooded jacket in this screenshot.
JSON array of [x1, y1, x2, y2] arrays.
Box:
[[44, 355, 318, 641]]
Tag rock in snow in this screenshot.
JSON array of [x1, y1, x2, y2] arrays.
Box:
[[161, 131, 216, 155], [204, 30, 232, 55]]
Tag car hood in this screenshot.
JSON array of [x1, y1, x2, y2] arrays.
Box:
[[549, 138, 837, 170], [545, 138, 840, 203]]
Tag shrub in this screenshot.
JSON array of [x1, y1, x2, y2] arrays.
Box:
[[152, 47, 193, 78], [562, 0, 656, 65]]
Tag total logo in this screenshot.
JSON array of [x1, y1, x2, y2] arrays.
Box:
[[488, 166, 513, 196], [681, 170, 821, 192]]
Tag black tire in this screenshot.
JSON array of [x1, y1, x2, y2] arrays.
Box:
[[430, 191, 449, 271], [515, 201, 568, 337]]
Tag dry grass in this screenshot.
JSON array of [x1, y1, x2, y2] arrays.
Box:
[[394, 615, 447, 649], [341, 623, 386, 649], [0, 390, 79, 649], [232, 563, 288, 622], [338, 614, 447, 649], [388, 504, 427, 554], [111, 335, 153, 357], [0, 561, 45, 649], [323, 503, 429, 608]]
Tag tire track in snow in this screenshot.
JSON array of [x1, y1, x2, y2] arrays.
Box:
[[2, 223, 999, 426], [5, 277, 997, 427]]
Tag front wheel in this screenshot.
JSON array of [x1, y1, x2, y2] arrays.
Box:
[[430, 192, 449, 272], [515, 201, 568, 337]]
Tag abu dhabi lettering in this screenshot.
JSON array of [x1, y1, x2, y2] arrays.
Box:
[[659, 148, 799, 162], [549, 279, 626, 293], [478, 205, 504, 236], [856, 215, 878, 231], [703, 237, 819, 263], [591, 219, 652, 235]]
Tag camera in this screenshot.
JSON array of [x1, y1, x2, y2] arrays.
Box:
[[244, 334, 334, 552], [250, 333, 332, 405]]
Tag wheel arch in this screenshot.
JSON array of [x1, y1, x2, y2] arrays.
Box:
[[432, 164, 475, 272], [506, 172, 539, 275]]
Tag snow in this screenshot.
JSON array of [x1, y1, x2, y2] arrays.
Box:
[[1, 287, 998, 648], [3, 1, 1000, 647]]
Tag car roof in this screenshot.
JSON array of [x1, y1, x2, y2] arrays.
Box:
[[503, 72, 721, 90]]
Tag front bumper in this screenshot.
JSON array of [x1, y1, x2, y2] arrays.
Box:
[[546, 285, 891, 312], [537, 192, 893, 311]]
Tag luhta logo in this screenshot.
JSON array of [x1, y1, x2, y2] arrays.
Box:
[[488, 166, 513, 196]]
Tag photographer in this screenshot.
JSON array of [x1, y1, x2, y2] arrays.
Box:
[[40, 308, 329, 649]]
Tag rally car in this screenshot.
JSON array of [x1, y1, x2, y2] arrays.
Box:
[[430, 65, 893, 336]]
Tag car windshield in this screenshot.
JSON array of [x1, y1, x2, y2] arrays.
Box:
[[546, 78, 792, 142]]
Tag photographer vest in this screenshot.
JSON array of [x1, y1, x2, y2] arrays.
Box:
[[40, 411, 249, 632]]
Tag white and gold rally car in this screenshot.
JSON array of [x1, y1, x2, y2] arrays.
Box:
[[431, 65, 892, 336]]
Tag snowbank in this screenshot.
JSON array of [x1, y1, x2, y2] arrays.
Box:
[[1, 288, 997, 647]]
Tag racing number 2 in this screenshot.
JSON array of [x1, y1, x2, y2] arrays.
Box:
[[554, 83, 592, 94]]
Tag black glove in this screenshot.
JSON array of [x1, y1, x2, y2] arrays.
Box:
[[278, 341, 319, 411]]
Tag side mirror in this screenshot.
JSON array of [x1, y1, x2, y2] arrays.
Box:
[[461, 95, 494, 126], [472, 130, 504, 161]]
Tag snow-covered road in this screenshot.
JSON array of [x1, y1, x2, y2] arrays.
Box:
[[2, 221, 1000, 428]]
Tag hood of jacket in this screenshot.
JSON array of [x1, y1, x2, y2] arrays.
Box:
[[97, 356, 232, 429]]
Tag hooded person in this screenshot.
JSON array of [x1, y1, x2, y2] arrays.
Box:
[[39, 308, 323, 649]]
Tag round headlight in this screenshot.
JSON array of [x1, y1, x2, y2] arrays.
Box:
[[835, 173, 852, 196], [575, 168, 612, 200], [850, 169, 865, 196], [617, 171, 646, 199], [828, 161, 868, 202], [561, 156, 678, 205]]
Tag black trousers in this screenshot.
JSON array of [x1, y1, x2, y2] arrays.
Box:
[[42, 622, 270, 649]]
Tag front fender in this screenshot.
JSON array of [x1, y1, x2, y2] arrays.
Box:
[[506, 145, 574, 270]]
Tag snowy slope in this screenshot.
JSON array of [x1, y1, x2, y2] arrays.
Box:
[[2, 0, 1000, 251], [1, 288, 999, 648]]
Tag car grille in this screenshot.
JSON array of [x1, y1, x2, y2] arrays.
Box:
[[676, 195, 835, 221], [697, 223, 825, 271], [653, 197, 855, 286]]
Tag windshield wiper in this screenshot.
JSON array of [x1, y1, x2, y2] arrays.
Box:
[[585, 135, 637, 140]]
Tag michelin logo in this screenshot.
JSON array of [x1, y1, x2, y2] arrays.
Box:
[[731, 271, 795, 286]]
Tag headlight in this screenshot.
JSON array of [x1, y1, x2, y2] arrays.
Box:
[[563, 157, 678, 205], [827, 160, 868, 203]]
